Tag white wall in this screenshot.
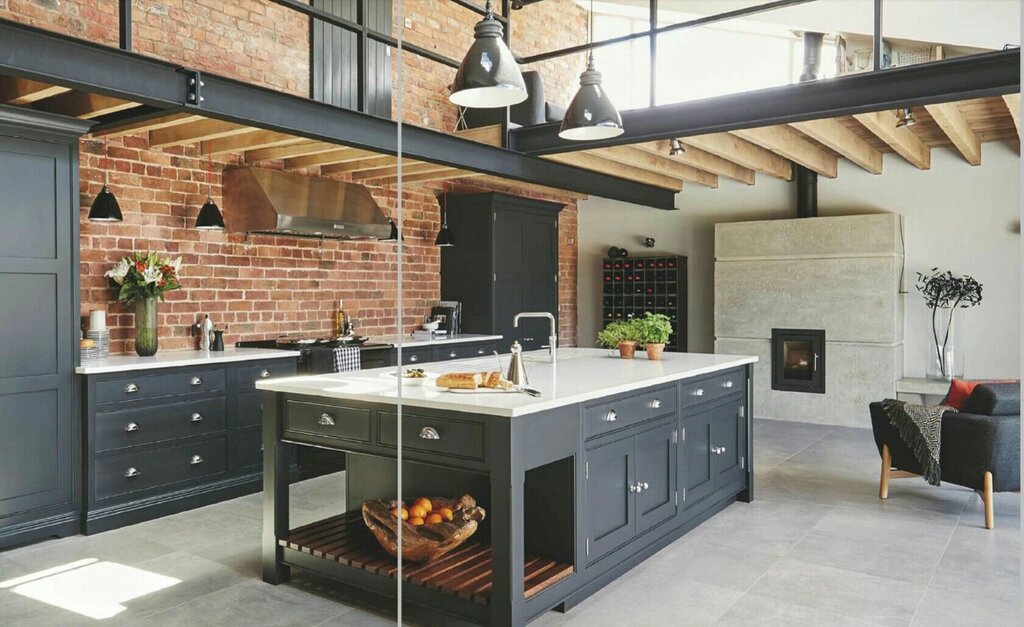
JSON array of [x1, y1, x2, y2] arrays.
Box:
[[578, 142, 1020, 379]]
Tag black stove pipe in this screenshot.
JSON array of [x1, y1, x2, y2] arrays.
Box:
[[795, 31, 824, 218]]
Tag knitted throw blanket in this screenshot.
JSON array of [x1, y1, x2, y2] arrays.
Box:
[[880, 399, 953, 486]]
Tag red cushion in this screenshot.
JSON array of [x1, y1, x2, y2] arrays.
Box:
[[945, 380, 978, 410]]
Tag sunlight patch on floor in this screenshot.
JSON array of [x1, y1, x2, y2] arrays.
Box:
[[0, 558, 180, 619]]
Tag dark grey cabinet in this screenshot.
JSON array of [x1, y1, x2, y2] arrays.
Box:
[[441, 193, 562, 352], [680, 410, 714, 507], [0, 107, 91, 549], [713, 397, 747, 488], [679, 374, 747, 511], [635, 421, 678, 534], [382, 340, 499, 367]]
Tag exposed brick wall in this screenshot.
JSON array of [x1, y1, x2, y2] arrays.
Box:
[[1, 0, 586, 352]]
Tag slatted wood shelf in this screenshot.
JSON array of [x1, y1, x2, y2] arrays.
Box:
[[279, 511, 573, 605]]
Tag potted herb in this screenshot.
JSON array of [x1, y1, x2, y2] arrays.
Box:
[[105, 252, 182, 357], [597, 320, 639, 359], [915, 268, 982, 380], [634, 312, 673, 360]]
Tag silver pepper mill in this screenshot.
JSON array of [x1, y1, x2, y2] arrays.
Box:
[[505, 341, 528, 386]]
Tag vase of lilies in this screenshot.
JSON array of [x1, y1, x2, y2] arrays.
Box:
[[105, 252, 182, 356]]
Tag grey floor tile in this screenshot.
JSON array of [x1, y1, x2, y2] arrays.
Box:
[[749, 558, 926, 626], [144, 579, 346, 626], [692, 498, 834, 556], [929, 522, 1021, 603], [910, 585, 1023, 626], [714, 592, 874, 626], [643, 539, 780, 593]]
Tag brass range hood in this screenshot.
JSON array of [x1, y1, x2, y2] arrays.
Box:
[[223, 166, 391, 240]]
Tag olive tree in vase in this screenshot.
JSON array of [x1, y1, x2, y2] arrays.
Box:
[[916, 269, 982, 381]]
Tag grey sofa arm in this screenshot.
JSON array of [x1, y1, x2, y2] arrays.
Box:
[[941, 411, 1020, 492]]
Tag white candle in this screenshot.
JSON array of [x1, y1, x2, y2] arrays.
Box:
[[88, 309, 107, 331]]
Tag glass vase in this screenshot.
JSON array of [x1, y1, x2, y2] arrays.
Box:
[[134, 296, 159, 357], [926, 305, 964, 381]]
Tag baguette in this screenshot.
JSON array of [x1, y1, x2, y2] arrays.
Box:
[[436, 372, 482, 389], [480, 371, 502, 388]]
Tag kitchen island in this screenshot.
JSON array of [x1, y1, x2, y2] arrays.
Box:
[[257, 348, 756, 626]]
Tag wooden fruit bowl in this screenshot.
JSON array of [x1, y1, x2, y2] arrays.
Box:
[[362, 495, 486, 563]]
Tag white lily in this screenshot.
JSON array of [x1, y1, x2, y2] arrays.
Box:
[[142, 265, 163, 284], [104, 258, 131, 285]]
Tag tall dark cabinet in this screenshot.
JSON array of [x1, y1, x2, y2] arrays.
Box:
[[440, 193, 562, 352], [0, 106, 90, 548]]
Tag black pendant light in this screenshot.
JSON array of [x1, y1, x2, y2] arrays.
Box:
[[559, 0, 623, 141], [895, 107, 916, 128], [449, 0, 527, 109], [380, 216, 402, 241], [195, 145, 225, 230], [669, 139, 685, 156], [435, 189, 455, 247], [88, 136, 123, 222]]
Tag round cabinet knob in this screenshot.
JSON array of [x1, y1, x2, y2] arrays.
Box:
[[694, 388, 704, 397], [124, 467, 141, 478], [124, 383, 139, 394], [409, 355, 419, 363], [190, 376, 203, 386], [640, 482, 649, 491], [650, 398, 662, 409], [477, 348, 485, 355], [419, 426, 441, 440], [723, 380, 734, 389], [604, 410, 617, 422], [191, 413, 203, 423], [124, 422, 140, 432], [449, 351, 457, 358], [259, 369, 271, 378], [719, 446, 727, 455], [318, 413, 336, 426], [190, 454, 204, 465], [629, 484, 639, 493]]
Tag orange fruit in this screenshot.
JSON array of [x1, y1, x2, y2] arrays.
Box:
[[408, 516, 425, 526], [391, 507, 409, 521], [409, 504, 427, 519], [439, 507, 454, 522], [413, 497, 432, 513], [425, 513, 443, 524]]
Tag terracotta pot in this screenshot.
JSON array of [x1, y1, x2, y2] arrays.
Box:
[[617, 341, 638, 359], [645, 343, 666, 360]]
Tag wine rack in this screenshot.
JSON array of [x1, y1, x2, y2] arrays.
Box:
[[601, 255, 687, 352]]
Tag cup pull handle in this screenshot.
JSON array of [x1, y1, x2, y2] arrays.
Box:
[[723, 380, 734, 389], [419, 427, 440, 440], [650, 398, 662, 409], [125, 383, 139, 394], [124, 422, 139, 432], [694, 388, 704, 397], [409, 355, 419, 363], [191, 413, 203, 423], [124, 467, 141, 478], [190, 376, 203, 386], [604, 410, 617, 422], [318, 413, 336, 426], [260, 369, 271, 378], [190, 455, 204, 465], [449, 351, 457, 358]]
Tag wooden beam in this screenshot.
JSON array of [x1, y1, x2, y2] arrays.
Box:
[[92, 112, 202, 138], [731, 126, 838, 178], [149, 119, 252, 148], [34, 91, 139, 119], [638, 141, 755, 185], [245, 140, 337, 162], [790, 118, 884, 174], [0, 77, 70, 105], [201, 130, 304, 156], [373, 168, 483, 186], [1002, 93, 1020, 138], [460, 175, 588, 200], [591, 145, 717, 188], [854, 111, 931, 170], [321, 157, 406, 176], [354, 162, 450, 181], [684, 133, 792, 181], [543, 152, 683, 191], [924, 102, 981, 165], [453, 124, 504, 146], [283, 147, 384, 169]]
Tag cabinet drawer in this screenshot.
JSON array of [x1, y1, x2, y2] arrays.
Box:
[[400, 348, 434, 366], [94, 397, 226, 453], [237, 430, 263, 471], [284, 400, 372, 444], [95, 368, 226, 405], [585, 385, 676, 439], [379, 412, 485, 461], [436, 342, 496, 361], [94, 438, 228, 501], [237, 390, 263, 429], [237, 359, 296, 390], [681, 368, 745, 408]]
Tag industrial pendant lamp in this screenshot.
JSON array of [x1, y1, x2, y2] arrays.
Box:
[[449, 0, 527, 108], [88, 136, 123, 222], [669, 139, 685, 156], [380, 215, 402, 241], [895, 107, 916, 128], [559, 0, 623, 141], [435, 190, 455, 247], [195, 146, 225, 230]]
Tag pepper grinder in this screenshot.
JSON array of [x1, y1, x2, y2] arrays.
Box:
[[211, 329, 225, 352], [505, 341, 528, 386]]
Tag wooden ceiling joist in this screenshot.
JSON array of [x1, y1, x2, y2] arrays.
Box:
[[374, 168, 482, 186], [590, 145, 718, 188], [638, 141, 755, 185], [731, 126, 838, 178], [283, 147, 384, 169], [924, 102, 981, 165], [790, 118, 884, 174], [149, 119, 252, 149], [1001, 93, 1020, 138], [683, 133, 793, 181], [34, 91, 140, 119], [244, 140, 337, 162], [354, 161, 453, 182], [543, 152, 683, 191], [453, 124, 504, 147], [201, 130, 304, 156], [460, 175, 587, 200], [0, 77, 70, 105], [92, 112, 203, 138], [854, 111, 931, 170], [321, 156, 406, 176]]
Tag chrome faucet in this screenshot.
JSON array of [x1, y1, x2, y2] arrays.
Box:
[[513, 312, 557, 365]]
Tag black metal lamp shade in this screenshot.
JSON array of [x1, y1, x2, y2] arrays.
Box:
[[88, 184, 123, 222], [895, 107, 916, 128], [195, 196, 226, 230], [558, 59, 624, 141], [434, 223, 455, 247], [449, 11, 527, 108], [669, 139, 685, 156], [380, 217, 402, 241]]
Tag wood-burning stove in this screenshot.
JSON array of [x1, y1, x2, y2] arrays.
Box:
[[771, 328, 825, 394]]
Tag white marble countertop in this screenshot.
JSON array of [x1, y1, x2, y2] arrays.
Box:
[[256, 348, 757, 417], [76, 347, 298, 374], [373, 333, 503, 349]]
